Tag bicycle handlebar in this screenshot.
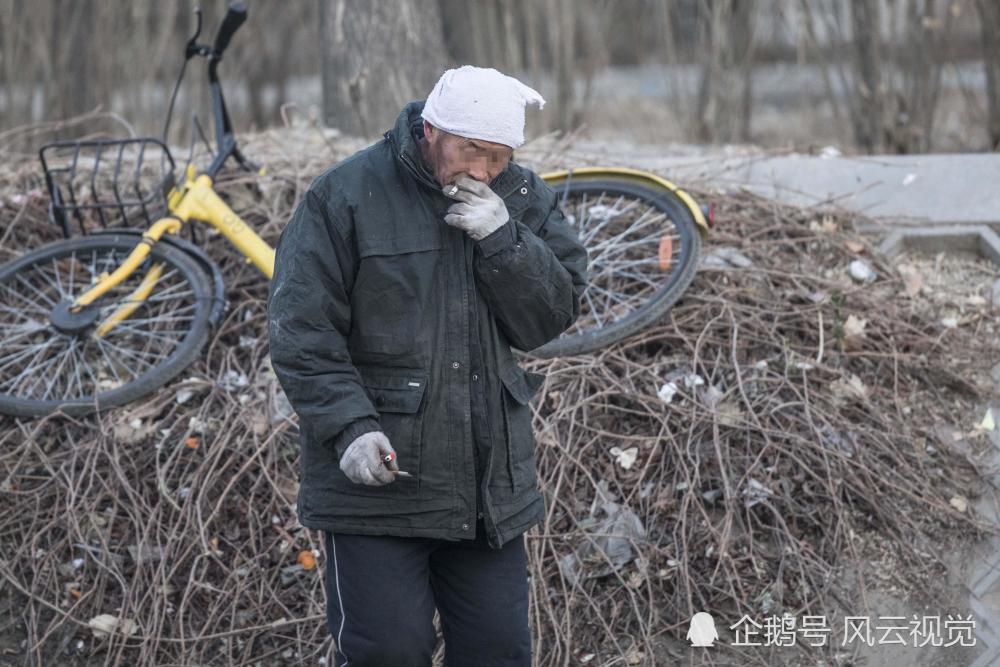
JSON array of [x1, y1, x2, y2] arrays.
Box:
[[213, 3, 247, 57]]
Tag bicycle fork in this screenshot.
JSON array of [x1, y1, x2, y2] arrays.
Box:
[[68, 164, 275, 336]]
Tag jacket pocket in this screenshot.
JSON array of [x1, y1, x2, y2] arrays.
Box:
[[350, 234, 442, 358], [332, 367, 428, 499], [497, 361, 545, 494]]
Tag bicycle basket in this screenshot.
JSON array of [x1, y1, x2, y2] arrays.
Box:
[[39, 137, 177, 238]]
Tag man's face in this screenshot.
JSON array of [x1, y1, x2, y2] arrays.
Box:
[[421, 120, 513, 189]]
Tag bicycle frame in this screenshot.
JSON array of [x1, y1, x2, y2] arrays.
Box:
[[69, 163, 274, 333]]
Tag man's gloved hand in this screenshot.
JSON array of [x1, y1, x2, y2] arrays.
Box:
[[442, 175, 510, 241], [339, 431, 399, 485]]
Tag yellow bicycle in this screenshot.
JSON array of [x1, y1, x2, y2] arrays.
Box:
[[0, 3, 710, 418]]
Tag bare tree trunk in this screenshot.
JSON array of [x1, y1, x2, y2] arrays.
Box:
[[695, 0, 756, 144], [798, 0, 849, 142], [892, 0, 947, 153], [849, 0, 884, 153], [501, 0, 522, 75], [319, 0, 447, 138], [978, 0, 1000, 150], [545, 0, 577, 134], [51, 0, 97, 121]]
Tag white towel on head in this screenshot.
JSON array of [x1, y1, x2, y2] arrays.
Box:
[[420, 65, 545, 149]]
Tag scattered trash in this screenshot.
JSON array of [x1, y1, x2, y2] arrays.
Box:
[[848, 259, 876, 284], [742, 479, 775, 508], [842, 314, 867, 352], [269, 386, 295, 425], [88, 614, 137, 639], [981, 409, 995, 432], [807, 290, 827, 303], [559, 481, 646, 585], [702, 246, 753, 269], [683, 373, 705, 390], [113, 418, 157, 445], [701, 385, 725, 410], [587, 204, 625, 221], [173, 377, 210, 405], [280, 564, 305, 586], [897, 263, 923, 297], [950, 496, 968, 513], [940, 316, 959, 328], [218, 370, 250, 392], [609, 446, 639, 470], [657, 382, 678, 404], [701, 488, 723, 503], [830, 374, 869, 402], [297, 550, 318, 571]]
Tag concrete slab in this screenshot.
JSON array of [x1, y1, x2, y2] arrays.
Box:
[[562, 144, 1000, 231]]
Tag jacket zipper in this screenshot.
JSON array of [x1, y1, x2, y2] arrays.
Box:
[[399, 138, 526, 548]]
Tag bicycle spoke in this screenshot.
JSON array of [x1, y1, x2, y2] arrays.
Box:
[[14, 272, 58, 309], [93, 335, 133, 386], [34, 344, 76, 400], [0, 345, 60, 395], [1, 282, 51, 316], [0, 340, 58, 383], [107, 322, 184, 345], [96, 337, 159, 371]]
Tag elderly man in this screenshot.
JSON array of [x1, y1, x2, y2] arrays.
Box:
[[267, 65, 588, 666]]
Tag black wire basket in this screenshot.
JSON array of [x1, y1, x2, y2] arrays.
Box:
[[39, 137, 177, 239]]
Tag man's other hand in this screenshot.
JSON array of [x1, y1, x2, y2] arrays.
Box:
[[443, 175, 510, 241], [340, 431, 398, 485]]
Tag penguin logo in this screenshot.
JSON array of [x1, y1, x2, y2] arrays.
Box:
[[686, 612, 719, 647]]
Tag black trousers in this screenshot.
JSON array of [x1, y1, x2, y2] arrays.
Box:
[[322, 517, 532, 667]]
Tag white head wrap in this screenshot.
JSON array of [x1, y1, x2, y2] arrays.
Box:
[[420, 65, 546, 149]]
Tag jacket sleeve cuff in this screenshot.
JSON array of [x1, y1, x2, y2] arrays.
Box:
[[332, 417, 382, 461], [475, 217, 518, 258]]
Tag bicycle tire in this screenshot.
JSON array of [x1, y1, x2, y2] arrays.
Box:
[[0, 234, 214, 418], [529, 175, 703, 358]]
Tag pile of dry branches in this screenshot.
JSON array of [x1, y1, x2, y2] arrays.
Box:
[[0, 119, 996, 666]]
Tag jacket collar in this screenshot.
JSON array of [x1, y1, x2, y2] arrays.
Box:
[[385, 100, 524, 198]]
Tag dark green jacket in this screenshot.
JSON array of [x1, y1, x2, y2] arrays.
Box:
[[266, 100, 588, 549]]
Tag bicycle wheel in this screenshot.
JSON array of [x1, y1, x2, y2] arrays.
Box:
[[0, 234, 214, 417], [530, 172, 704, 358]]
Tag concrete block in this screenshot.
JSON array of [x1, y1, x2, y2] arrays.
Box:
[[878, 225, 1000, 266]]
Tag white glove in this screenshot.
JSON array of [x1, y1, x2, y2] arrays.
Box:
[[442, 175, 510, 241], [339, 431, 398, 485]]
